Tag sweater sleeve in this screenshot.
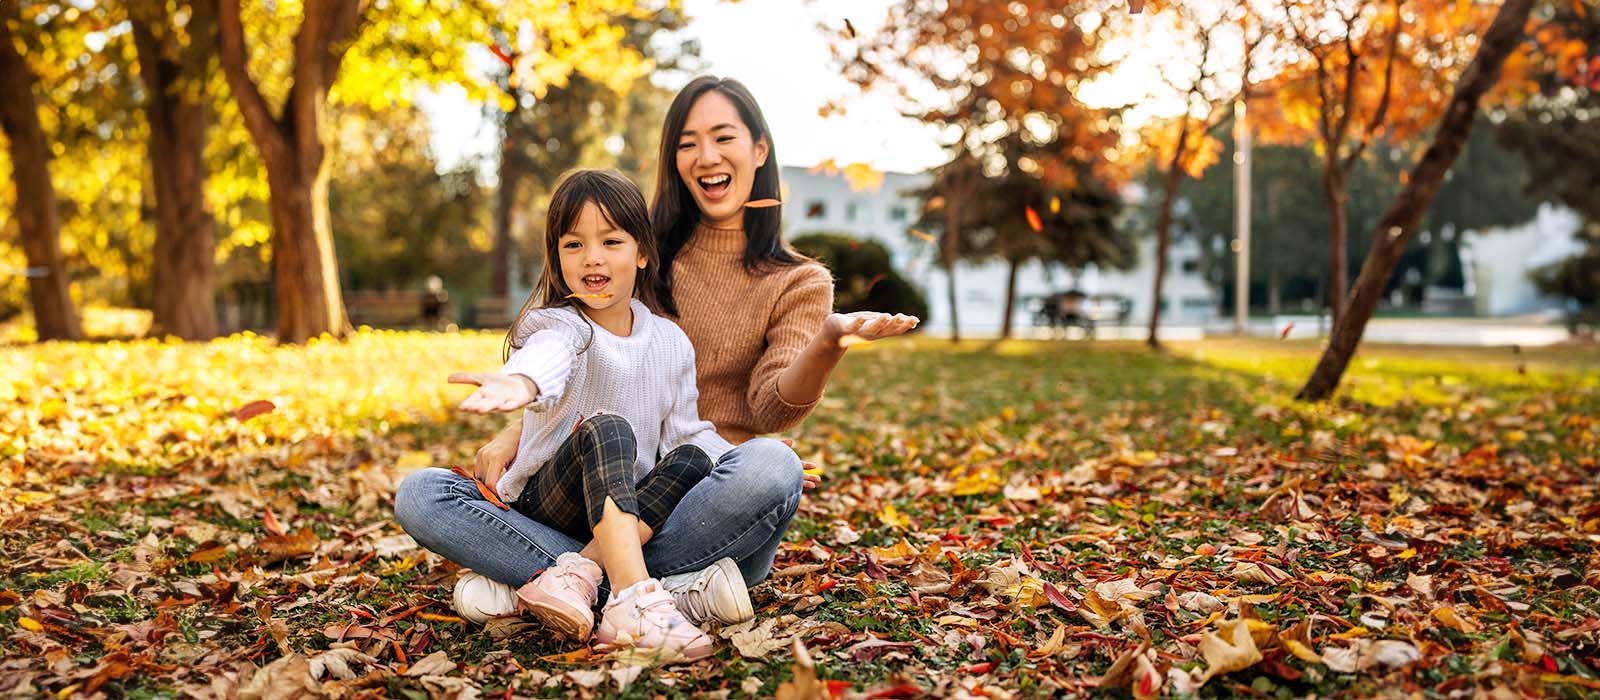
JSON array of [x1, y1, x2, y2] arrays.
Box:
[[502, 309, 586, 412], [745, 263, 834, 434], [658, 335, 733, 462]]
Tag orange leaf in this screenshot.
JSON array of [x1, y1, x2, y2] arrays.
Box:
[[1025, 206, 1043, 233], [911, 228, 937, 243], [925, 196, 946, 212], [232, 400, 275, 421], [1280, 323, 1294, 340], [745, 199, 782, 208], [564, 293, 614, 300], [450, 465, 511, 510], [262, 507, 286, 537], [488, 43, 513, 68]]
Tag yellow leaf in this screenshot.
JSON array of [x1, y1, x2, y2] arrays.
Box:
[[1431, 606, 1482, 634], [14, 492, 54, 506], [1284, 638, 1322, 663], [18, 616, 43, 632], [877, 504, 910, 529], [395, 451, 433, 470], [1196, 618, 1263, 685]]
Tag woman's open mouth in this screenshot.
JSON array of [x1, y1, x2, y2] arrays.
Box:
[[697, 174, 732, 201]]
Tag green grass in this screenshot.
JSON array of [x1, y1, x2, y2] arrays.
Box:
[[2, 332, 1597, 698]]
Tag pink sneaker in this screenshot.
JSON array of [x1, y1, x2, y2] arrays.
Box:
[[595, 579, 714, 661], [517, 553, 602, 640]]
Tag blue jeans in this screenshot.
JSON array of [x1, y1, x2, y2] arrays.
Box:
[[393, 437, 803, 591]]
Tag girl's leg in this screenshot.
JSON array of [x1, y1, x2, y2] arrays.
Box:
[[514, 413, 651, 590], [578, 444, 714, 562], [641, 437, 804, 586], [393, 467, 584, 587]]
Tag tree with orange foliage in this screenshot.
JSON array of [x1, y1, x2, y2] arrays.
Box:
[[1296, 0, 1538, 400], [1132, 0, 1260, 348], [831, 0, 1131, 341], [1266, 0, 1501, 326]]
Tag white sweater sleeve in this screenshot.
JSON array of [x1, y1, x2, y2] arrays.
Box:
[[659, 344, 733, 462], [502, 330, 577, 412]]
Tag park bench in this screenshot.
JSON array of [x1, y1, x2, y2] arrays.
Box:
[[345, 291, 435, 328]]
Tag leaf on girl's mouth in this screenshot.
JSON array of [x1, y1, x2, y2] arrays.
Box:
[[565, 293, 615, 300], [745, 199, 782, 208]]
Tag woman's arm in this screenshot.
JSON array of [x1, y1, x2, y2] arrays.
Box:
[[776, 311, 921, 406]]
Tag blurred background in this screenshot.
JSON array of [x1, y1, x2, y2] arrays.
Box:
[[1, 0, 1595, 349]]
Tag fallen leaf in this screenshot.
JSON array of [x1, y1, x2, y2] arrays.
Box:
[[1196, 618, 1264, 684], [404, 650, 457, 677], [775, 638, 827, 700]]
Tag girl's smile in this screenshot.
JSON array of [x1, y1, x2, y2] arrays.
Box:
[[558, 201, 647, 335]]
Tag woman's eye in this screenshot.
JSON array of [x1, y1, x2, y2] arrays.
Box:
[[677, 142, 693, 150], [716, 136, 734, 143]]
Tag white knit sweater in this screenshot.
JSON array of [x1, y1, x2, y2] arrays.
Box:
[[494, 299, 733, 502]]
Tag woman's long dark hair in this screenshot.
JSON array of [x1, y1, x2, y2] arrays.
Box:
[[503, 169, 663, 361], [650, 75, 809, 316]]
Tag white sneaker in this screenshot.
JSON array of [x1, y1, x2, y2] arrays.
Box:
[[659, 558, 753, 626], [452, 571, 519, 624]]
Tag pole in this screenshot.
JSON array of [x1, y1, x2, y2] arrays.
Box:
[[1233, 98, 1251, 335]]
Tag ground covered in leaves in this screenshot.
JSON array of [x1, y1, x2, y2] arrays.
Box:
[[3, 332, 1598, 699]]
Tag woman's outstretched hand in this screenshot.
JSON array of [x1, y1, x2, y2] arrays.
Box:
[[449, 372, 539, 414], [823, 311, 920, 347]]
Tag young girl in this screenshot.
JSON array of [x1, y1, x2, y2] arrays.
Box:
[[440, 168, 731, 660]]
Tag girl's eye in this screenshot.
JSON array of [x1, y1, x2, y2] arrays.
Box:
[[562, 242, 580, 249]]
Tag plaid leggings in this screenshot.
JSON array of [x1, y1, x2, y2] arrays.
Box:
[[511, 413, 713, 542]]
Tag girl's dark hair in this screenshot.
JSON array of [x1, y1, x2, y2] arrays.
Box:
[[503, 169, 663, 361], [650, 75, 809, 316]]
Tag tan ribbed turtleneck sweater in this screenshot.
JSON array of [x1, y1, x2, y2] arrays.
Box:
[[671, 223, 834, 444]]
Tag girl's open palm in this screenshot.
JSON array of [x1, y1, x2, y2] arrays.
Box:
[[449, 372, 539, 413]]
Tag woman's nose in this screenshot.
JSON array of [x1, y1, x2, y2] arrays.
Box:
[[697, 141, 723, 165]]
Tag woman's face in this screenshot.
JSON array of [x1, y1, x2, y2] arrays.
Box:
[[674, 91, 769, 229]]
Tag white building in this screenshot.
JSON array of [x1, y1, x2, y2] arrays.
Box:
[[1460, 203, 1586, 317], [779, 165, 1216, 336]]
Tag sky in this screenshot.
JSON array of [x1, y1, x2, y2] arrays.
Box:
[[418, 0, 1199, 178]]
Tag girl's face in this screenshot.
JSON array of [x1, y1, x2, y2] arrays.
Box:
[[675, 91, 769, 229], [558, 201, 648, 315]]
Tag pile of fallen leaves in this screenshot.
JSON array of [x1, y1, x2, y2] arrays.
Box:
[[2, 333, 1597, 698]]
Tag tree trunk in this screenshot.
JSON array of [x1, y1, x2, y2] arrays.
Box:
[[216, 0, 359, 343], [1297, 0, 1535, 401], [1000, 256, 1019, 339], [1322, 166, 1351, 326], [491, 131, 520, 297], [0, 11, 82, 341], [134, 15, 218, 340], [943, 204, 962, 344], [1146, 165, 1183, 350]]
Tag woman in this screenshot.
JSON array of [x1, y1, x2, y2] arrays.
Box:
[[395, 76, 917, 629]]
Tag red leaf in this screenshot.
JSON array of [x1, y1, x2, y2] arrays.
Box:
[[826, 680, 852, 699], [1025, 206, 1043, 233], [232, 400, 275, 421], [865, 552, 888, 581], [957, 661, 996, 674], [1542, 654, 1558, 672], [262, 507, 286, 537], [487, 43, 513, 67], [1280, 322, 1295, 340], [1043, 580, 1078, 612]]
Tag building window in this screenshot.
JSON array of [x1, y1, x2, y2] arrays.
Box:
[[889, 206, 908, 221], [805, 200, 827, 219], [846, 202, 859, 222], [1181, 258, 1200, 274]]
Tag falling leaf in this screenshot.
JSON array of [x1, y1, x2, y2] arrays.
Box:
[[1195, 618, 1264, 684], [1129, 0, 1146, 12], [910, 229, 937, 243], [1049, 196, 1061, 214], [232, 400, 276, 421], [844, 18, 857, 38], [1024, 206, 1043, 233], [925, 196, 946, 212], [1280, 323, 1295, 340], [839, 334, 871, 349], [746, 199, 783, 208], [487, 43, 514, 68]]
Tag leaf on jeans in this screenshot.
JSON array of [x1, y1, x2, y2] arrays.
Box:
[[449, 465, 510, 510]]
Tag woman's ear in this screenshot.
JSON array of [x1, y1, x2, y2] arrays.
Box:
[[637, 254, 649, 270], [753, 135, 769, 169]]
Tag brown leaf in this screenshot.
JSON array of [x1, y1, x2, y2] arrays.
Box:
[[1196, 618, 1263, 685], [775, 638, 828, 700], [259, 528, 319, 565], [232, 400, 276, 422], [238, 653, 323, 700], [262, 507, 286, 537]]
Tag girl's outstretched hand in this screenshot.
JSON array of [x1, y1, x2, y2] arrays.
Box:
[[823, 311, 920, 347], [449, 372, 539, 414]]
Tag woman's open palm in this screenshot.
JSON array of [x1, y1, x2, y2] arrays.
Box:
[[825, 311, 919, 345]]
